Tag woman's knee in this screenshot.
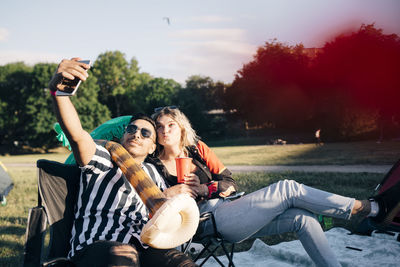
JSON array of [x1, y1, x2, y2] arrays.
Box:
[[270, 179, 300, 190], [267, 179, 301, 199], [281, 179, 301, 188]]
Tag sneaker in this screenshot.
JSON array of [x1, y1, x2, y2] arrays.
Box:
[[370, 181, 400, 225]]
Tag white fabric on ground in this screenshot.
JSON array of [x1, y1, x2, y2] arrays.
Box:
[[201, 227, 400, 267]]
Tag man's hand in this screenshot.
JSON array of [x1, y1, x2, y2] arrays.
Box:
[[48, 58, 90, 92]]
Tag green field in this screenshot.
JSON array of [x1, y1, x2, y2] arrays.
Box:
[[0, 141, 397, 266], [212, 140, 400, 165], [1, 140, 400, 165], [0, 149, 70, 164]]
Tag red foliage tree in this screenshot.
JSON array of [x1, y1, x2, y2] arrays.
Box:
[[226, 24, 400, 140], [314, 24, 400, 140]]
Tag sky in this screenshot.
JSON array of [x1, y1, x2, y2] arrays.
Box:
[[1, 0, 400, 84]]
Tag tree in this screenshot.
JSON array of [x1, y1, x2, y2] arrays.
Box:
[[93, 51, 141, 117], [23, 63, 58, 149], [314, 24, 400, 140], [183, 75, 224, 110], [134, 77, 181, 115], [178, 75, 228, 137], [225, 25, 400, 141], [0, 62, 33, 148], [0, 62, 111, 151], [226, 41, 312, 129]]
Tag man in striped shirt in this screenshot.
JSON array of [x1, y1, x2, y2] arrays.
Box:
[[49, 58, 195, 267]]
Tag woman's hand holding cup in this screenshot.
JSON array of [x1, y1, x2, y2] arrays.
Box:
[[184, 173, 208, 198]]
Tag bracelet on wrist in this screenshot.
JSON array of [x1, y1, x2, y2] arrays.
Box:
[[207, 182, 218, 198]]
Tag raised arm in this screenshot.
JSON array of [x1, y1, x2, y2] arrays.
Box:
[[49, 58, 95, 166]]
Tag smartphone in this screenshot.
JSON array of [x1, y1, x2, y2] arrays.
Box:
[[56, 60, 91, 96]]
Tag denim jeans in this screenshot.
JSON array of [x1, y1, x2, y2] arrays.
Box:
[[198, 179, 355, 267]]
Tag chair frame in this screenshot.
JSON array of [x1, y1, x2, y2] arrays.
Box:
[[24, 159, 80, 267], [354, 158, 400, 239], [26, 159, 242, 266], [187, 212, 235, 267], [182, 192, 245, 267]]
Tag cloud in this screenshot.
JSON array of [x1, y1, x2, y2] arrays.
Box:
[[171, 43, 255, 83], [0, 50, 64, 65], [155, 28, 256, 83], [0, 28, 9, 42], [174, 16, 233, 25], [174, 40, 255, 56], [171, 28, 246, 41], [189, 16, 232, 23]]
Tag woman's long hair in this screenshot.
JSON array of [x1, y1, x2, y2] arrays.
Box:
[[151, 107, 199, 156]]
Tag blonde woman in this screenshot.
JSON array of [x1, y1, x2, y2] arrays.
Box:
[[149, 106, 400, 267]]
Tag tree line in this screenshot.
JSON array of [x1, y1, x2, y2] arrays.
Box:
[[0, 24, 399, 152]]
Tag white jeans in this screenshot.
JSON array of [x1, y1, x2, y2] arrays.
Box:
[[198, 179, 355, 267]]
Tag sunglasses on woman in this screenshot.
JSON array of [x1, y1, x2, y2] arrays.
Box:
[[153, 105, 178, 113], [125, 124, 153, 139]]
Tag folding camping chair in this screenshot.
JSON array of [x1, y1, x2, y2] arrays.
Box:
[[182, 192, 245, 267], [355, 158, 400, 241], [24, 158, 243, 267], [182, 212, 236, 267], [23, 159, 80, 267]]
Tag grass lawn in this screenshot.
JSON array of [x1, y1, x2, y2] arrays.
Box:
[[0, 141, 396, 266], [0, 151, 69, 164], [0, 163, 383, 266], [1, 140, 399, 166], [212, 140, 400, 165], [0, 167, 37, 267]]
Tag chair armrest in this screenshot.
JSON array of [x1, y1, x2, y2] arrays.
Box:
[[42, 257, 74, 267], [199, 212, 213, 223]]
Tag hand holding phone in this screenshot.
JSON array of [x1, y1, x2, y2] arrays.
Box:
[[56, 60, 91, 96]]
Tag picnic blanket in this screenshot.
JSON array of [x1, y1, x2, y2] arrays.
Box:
[[202, 228, 400, 267]]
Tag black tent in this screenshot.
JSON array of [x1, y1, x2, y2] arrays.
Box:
[[0, 161, 13, 205]]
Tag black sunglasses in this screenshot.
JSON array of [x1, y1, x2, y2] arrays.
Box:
[[153, 105, 178, 113], [125, 124, 153, 139]]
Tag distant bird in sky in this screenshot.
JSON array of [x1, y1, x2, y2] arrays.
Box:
[[163, 17, 170, 25]]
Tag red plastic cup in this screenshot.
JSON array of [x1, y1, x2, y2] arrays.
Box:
[[175, 157, 192, 183]]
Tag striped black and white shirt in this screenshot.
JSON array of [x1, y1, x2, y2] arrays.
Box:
[[68, 141, 166, 258]]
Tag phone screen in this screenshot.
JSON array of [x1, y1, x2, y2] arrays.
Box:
[[56, 60, 91, 96], [60, 77, 81, 93]]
